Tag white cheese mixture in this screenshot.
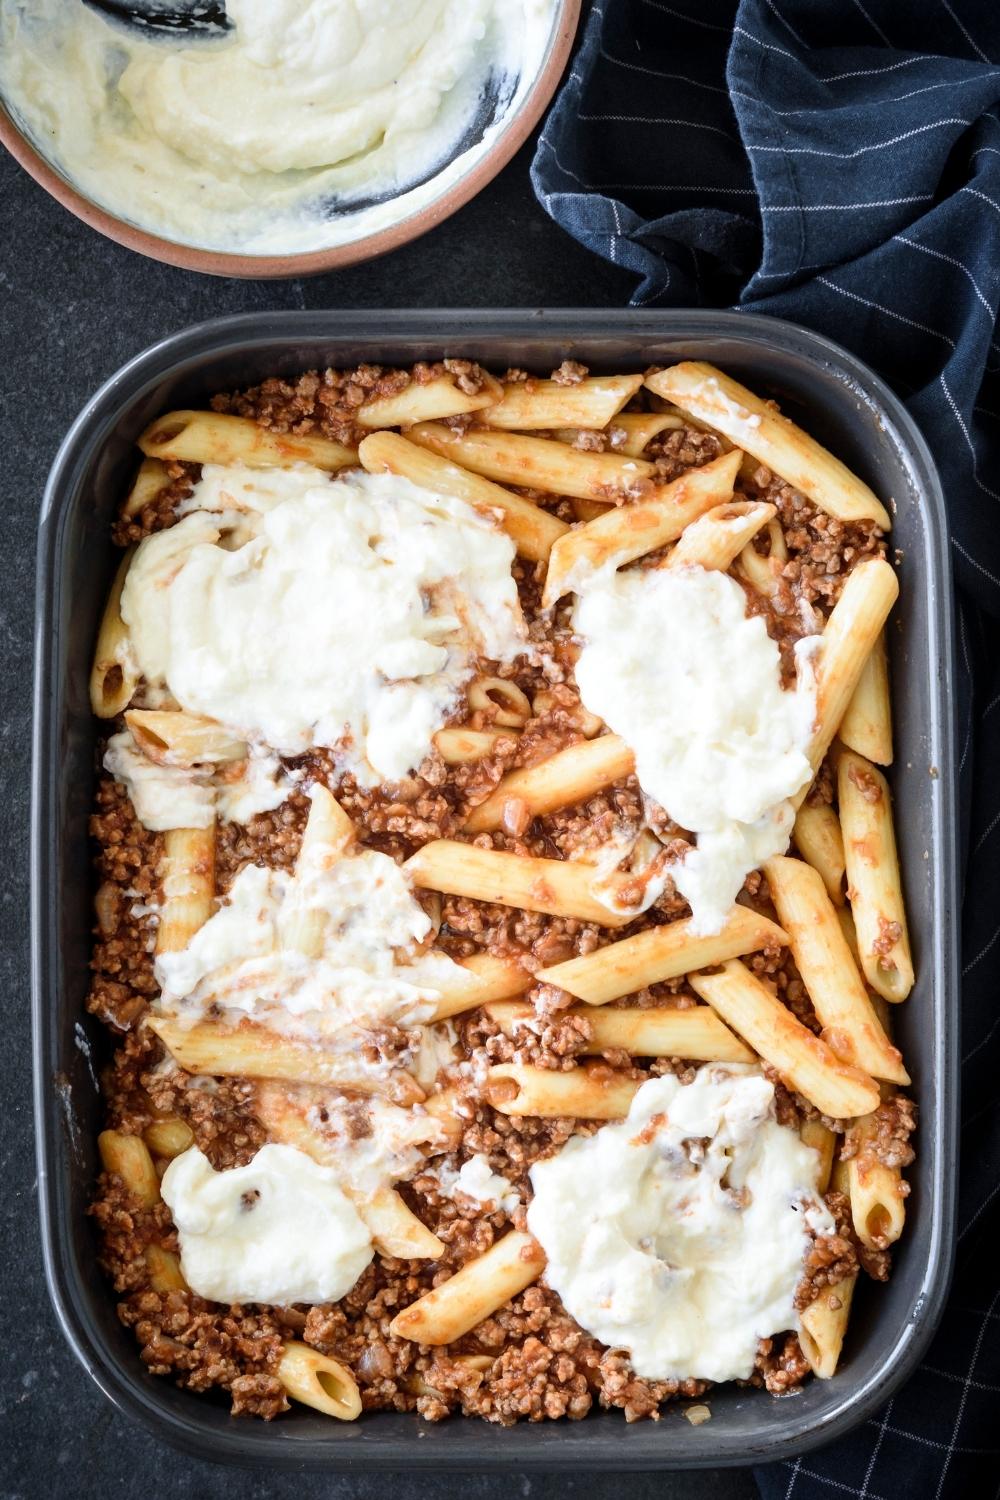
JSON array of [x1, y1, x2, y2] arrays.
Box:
[[0, 0, 557, 254], [104, 728, 215, 832], [303, 1095, 448, 1197], [436, 1154, 520, 1214], [155, 818, 466, 1043], [572, 565, 818, 933], [161, 1143, 372, 1305], [527, 1065, 833, 1384], [120, 466, 525, 785]]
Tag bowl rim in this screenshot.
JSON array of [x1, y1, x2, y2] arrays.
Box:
[[0, 0, 581, 279]]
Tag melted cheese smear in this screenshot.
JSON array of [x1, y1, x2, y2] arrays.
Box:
[[572, 566, 818, 933], [0, 0, 556, 253], [155, 797, 466, 1044], [161, 1143, 373, 1305], [527, 1066, 834, 1384], [120, 465, 525, 785]]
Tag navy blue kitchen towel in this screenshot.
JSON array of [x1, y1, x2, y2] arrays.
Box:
[[533, 2, 1000, 1494]]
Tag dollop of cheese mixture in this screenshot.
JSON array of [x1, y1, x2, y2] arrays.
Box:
[[573, 565, 819, 933], [120, 465, 525, 784], [0, 0, 557, 253], [155, 788, 466, 1046], [527, 1065, 833, 1384], [161, 1143, 373, 1305]]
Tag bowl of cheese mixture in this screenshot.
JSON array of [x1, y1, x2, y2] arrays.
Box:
[[0, 0, 575, 275]]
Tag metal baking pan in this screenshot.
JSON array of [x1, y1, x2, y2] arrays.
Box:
[[31, 310, 959, 1469]]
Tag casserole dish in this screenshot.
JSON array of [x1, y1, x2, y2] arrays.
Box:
[[31, 309, 959, 1468]]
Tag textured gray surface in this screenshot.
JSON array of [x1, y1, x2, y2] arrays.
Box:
[[0, 142, 757, 1498]]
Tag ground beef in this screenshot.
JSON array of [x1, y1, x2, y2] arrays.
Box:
[[85, 358, 911, 1425], [112, 460, 199, 545], [842, 1095, 917, 1172]]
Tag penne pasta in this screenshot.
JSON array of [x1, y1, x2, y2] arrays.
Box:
[[122, 456, 172, 519], [483, 374, 644, 430], [463, 734, 635, 835], [736, 518, 787, 600], [98, 1130, 161, 1208], [838, 631, 893, 766], [794, 559, 900, 806], [356, 370, 502, 428], [358, 430, 567, 563], [531, 690, 604, 738], [389, 1231, 546, 1346], [428, 952, 533, 1022], [484, 1001, 754, 1063], [142, 1117, 195, 1159], [543, 450, 743, 606], [800, 1118, 836, 1193], [645, 363, 892, 529], [665, 500, 776, 573], [792, 802, 846, 906], [144, 1243, 189, 1294], [763, 856, 908, 1084], [434, 726, 514, 764], [277, 1342, 362, 1421], [688, 960, 880, 1119], [466, 675, 532, 728], [845, 1108, 908, 1251], [148, 1016, 424, 1104], [404, 840, 635, 927], [799, 1275, 857, 1379], [484, 1063, 641, 1119], [124, 709, 247, 766], [408, 421, 657, 502], [90, 547, 139, 718], [837, 750, 914, 1002], [252, 1081, 444, 1258], [156, 825, 216, 956], [538, 906, 788, 1005], [609, 410, 685, 457], [283, 785, 355, 957], [139, 409, 357, 472]]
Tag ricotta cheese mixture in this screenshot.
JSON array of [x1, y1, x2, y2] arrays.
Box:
[[0, 0, 558, 253], [161, 1142, 373, 1305], [120, 465, 526, 785], [572, 565, 819, 933], [526, 1065, 834, 1384], [435, 1153, 520, 1214], [155, 798, 466, 1044]]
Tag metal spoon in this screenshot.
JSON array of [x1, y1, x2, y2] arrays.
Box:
[[84, 1, 231, 35]]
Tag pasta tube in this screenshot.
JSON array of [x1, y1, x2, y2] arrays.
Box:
[[792, 803, 846, 906], [156, 825, 216, 956], [484, 374, 643, 430], [645, 363, 891, 528], [799, 1275, 857, 1379], [98, 1130, 161, 1208], [543, 449, 742, 605], [356, 371, 502, 428], [463, 735, 635, 834], [837, 750, 913, 1001], [358, 430, 567, 562], [277, 1343, 362, 1420], [688, 960, 880, 1119], [124, 710, 247, 766], [838, 630, 892, 765], [665, 501, 776, 572], [428, 952, 533, 1022], [484, 1001, 754, 1062], [408, 421, 658, 500], [763, 856, 908, 1083], [538, 906, 788, 1005], [139, 409, 357, 472], [389, 1232, 546, 1345], [90, 547, 139, 718], [404, 841, 635, 927], [484, 1063, 641, 1119]]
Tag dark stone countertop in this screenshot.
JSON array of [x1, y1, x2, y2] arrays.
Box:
[[0, 141, 758, 1500]]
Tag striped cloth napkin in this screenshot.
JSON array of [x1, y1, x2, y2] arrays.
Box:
[[532, 2, 1000, 1494]]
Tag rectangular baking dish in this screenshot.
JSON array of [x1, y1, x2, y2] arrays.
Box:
[[31, 309, 959, 1470]]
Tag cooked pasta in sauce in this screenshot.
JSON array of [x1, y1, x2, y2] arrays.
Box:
[[86, 356, 916, 1424]]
